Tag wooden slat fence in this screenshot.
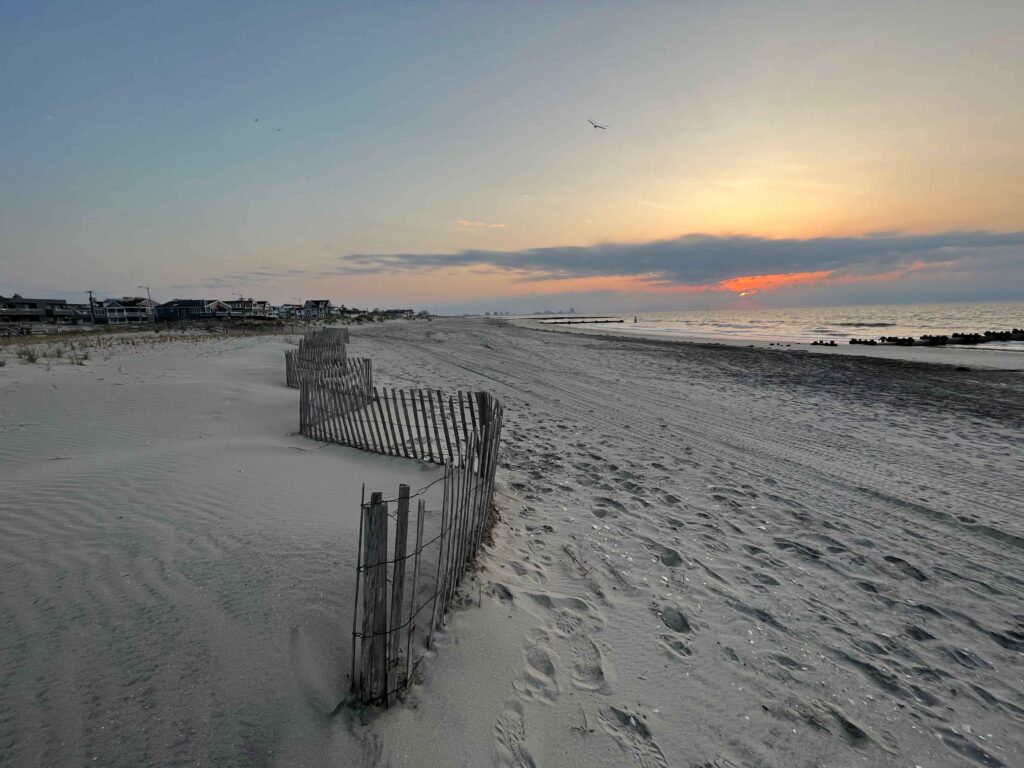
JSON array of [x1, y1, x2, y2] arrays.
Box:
[[300, 381, 502, 467], [297, 358, 374, 434], [284, 327, 352, 387], [304, 326, 350, 344], [289, 328, 504, 707], [286, 346, 354, 388], [351, 417, 503, 706]]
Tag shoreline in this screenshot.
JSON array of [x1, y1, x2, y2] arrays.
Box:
[[509, 316, 1024, 371]]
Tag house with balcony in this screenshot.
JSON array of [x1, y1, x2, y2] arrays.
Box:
[[155, 299, 232, 322], [302, 299, 333, 319], [226, 298, 273, 318], [97, 297, 157, 324], [0, 295, 86, 324]]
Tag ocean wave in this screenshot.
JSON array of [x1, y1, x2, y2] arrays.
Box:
[[834, 322, 896, 327]]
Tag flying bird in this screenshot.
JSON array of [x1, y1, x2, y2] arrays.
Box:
[[587, 117, 607, 130]]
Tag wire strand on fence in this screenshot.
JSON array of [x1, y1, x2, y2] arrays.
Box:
[[350, 425, 502, 707]]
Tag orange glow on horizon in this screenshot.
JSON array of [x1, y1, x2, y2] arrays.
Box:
[[283, 256, 965, 307], [512, 259, 959, 299], [718, 270, 834, 293]]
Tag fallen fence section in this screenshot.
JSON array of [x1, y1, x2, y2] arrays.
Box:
[[352, 425, 502, 706]]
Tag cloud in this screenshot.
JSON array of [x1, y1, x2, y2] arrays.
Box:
[[169, 266, 318, 293], [457, 219, 507, 229], [334, 230, 1024, 292]]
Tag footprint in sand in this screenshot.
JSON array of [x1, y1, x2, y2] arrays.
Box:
[[527, 592, 602, 636], [599, 706, 669, 768], [656, 605, 692, 633], [659, 633, 692, 659], [494, 702, 537, 768], [593, 496, 627, 512], [883, 555, 928, 581], [570, 636, 613, 693], [513, 635, 561, 702], [646, 543, 683, 567]]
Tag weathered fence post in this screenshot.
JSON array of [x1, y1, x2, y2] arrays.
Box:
[[350, 484, 366, 693], [472, 392, 496, 555], [359, 492, 389, 704]]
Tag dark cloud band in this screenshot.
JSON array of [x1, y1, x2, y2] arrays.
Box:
[[334, 230, 1024, 286]]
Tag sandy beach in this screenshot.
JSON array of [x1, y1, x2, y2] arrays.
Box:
[[0, 333, 445, 766], [2, 319, 1023, 767]]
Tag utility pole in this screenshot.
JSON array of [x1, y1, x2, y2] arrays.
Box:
[[139, 285, 154, 322], [87, 290, 96, 325]]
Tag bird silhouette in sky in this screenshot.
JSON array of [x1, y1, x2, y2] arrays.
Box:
[[587, 117, 607, 130]]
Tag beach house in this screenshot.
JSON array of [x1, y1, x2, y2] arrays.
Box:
[[0, 295, 86, 325], [274, 304, 301, 319], [302, 299, 333, 319], [155, 299, 232, 322], [97, 297, 158, 324], [226, 298, 273, 318]]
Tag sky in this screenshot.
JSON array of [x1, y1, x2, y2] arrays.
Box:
[[2, 1, 1022, 313]]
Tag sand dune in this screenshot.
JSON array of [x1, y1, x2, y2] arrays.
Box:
[[0, 336, 443, 766]]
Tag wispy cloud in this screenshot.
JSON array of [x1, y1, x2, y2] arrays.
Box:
[[334, 231, 1024, 293], [170, 267, 317, 293], [457, 219, 507, 229]]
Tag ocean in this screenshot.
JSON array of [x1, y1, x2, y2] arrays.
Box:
[[548, 302, 1024, 347]]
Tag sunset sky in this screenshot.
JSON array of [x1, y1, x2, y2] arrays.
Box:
[[2, 1, 1022, 312]]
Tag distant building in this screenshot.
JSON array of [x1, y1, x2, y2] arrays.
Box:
[[65, 303, 93, 321], [276, 304, 303, 319], [0, 295, 85, 324], [226, 298, 272, 318], [97, 297, 157, 324], [302, 299, 333, 319], [155, 299, 231, 322]]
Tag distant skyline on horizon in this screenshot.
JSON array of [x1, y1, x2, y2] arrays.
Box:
[[3, 2, 1022, 313]]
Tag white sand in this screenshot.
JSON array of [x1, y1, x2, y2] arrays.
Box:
[[3, 323, 1023, 767], [0, 334, 444, 766]]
